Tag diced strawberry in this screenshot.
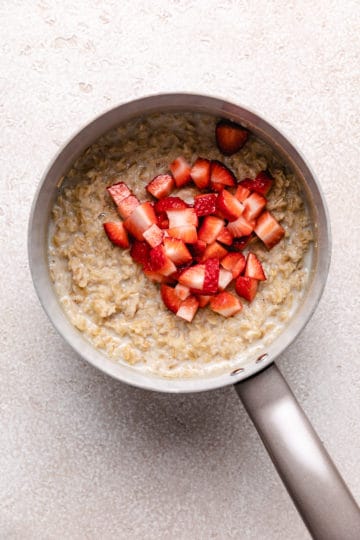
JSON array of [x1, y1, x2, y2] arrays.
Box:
[[216, 227, 234, 246], [203, 258, 220, 294], [168, 225, 198, 243], [170, 261, 193, 281], [163, 237, 192, 265], [210, 160, 236, 191], [124, 202, 157, 240], [210, 291, 242, 317], [174, 283, 191, 300], [161, 284, 182, 313], [243, 192, 267, 221], [227, 215, 255, 237], [235, 184, 251, 202], [130, 240, 150, 265], [166, 208, 198, 228], [200, 241, 228, 262], [198, 216, 225, 244], [144, 268, 169, 283], [235, 276, 258, 302], [146, 174, 175, 199], [215, 120, 249, 156], [197, 295, 211, 307], [194, 193, 218, 217], [190, 158, 211, 189], [178, 263, 206, 290], [245, 252, 267, 281], [154, 196, 189, 213], [188, 240, 207, 261], [218, 268, 233, 291], [103, 222, 130, 248], [254, 210, 285, 249], [238, 170, 273, 196], [149, 245, 177, 276], [143, 223, 164, 248], [230, 235, 254, 252], [156, 212, 169, 229], [107, 182, 131, 206], [176, 296, 199, 322], [216, 189, 244, 221], [117, 194, 140, 219], [221, 252, 246, 278], [170, 156, 192, 188]]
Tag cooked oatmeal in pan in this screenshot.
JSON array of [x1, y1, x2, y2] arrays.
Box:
[[48, 113, 313, 377]]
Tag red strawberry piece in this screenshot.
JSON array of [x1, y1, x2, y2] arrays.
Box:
[[156, 212, 169, 229], [144, 268, 169, 283], [103, 222, 130, 248], [163, 237, 192, 265], [190, 157, 211, 189], [235, 276, 258, 302], [235, 184, 251, 202], [227, 215, 255, 238], [146, 174, 175, 199], [166, 208, 198, 228], [215, 119, 249, 156], [178, 263, 206, 290], [154, 196, 189, 213], [130, 240, 150, 265], [245, 252, 267, 281], [203, 258, 220, 294], [197, 295, 211, 307], [218, 268, 233, 291], [198, 216, 225, 244], [106, 182, 131, 206], [254, 210, 285, 249], [216, 189, 244, 221], [117, 194, 140, 219], [168, 225, 198, 244], [149, 245, 177, 276], [176, 295, 199, 322], [161, 284, 182, 313], [124, 202, 157, 240], [188, 239, 207, 261], [194, 193, 218, 217], [243, 192, 267, 221], [174, 283, 191, 301], [210, 291, 242, 317], [143, 223, 164, 248], [169, 156, 192, 188], [200, 241, 228, 263], [210, 160, 236, 191], [221, 252, 246, 278], [238, 170, 273, 196], [170, 261, 193, 281], [230, 235, 254, 252], [216, 227, 234, 246]]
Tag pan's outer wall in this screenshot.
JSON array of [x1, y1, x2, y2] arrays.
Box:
[[28, 94, 331, 393]]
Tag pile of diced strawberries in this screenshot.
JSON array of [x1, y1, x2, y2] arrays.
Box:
[[103, 120, 285, 322]]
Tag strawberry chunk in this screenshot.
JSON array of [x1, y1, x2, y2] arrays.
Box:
[[103, 222, 130, 248], [156, 212, 169, 229], [216, 189, 244, 221], [235, 184, 251, 202], [194, 193, 218, 217], [200, 241, 228, 263], [254, 210, 285, 249], [124, 202, 157, 240], [167, 225, 198, 244], [235, 276, 258, 302], [143, 223, 164, 248], [163, 237, 192, 265], [210, 160, 236, 191], [215, 120, 249, 156], [203, 258, 220, 294], [166, 208, 198, 228], [161, 284, 182, 313], [144, 268, 169, 283], [210, 291, 242, 317], [238, 171, 273, 196], [221, 252, 246, 278], [245, 252, 267, 281], [227, 215, 255, 238], [230, 235, 254, 252], [243, 192, 267, 221], [174, 283, 191, 300], [216, 227, 234, 246], [218, 268, 233, 291], [146, 174, 175, 199], [189, 240, 207, 261], [178, 263, 206, 290], [170, 156, 192, 188], [191, 158, 211, 189], [197, 295, 211, 307], [130, 240, 150, 265], [117, 194, 140, 219], [154, 196, 189, 213], [107, 182, 131, 206], [176, 296, 199, 322], [149, 245, 177, 276], [198, 216, 225, 244]]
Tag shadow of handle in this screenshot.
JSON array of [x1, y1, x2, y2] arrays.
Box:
[[234, 363, 360, 540]]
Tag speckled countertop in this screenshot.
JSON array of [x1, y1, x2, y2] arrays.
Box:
[[1, 1, 360, 539]]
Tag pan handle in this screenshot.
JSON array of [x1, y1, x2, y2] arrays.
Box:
[[234, 363, 360, 540]]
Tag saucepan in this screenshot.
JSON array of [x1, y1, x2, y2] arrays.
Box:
[[28, 94, 360, 539]]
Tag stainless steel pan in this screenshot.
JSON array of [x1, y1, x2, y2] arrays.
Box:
[[28, 94, 360, 539]]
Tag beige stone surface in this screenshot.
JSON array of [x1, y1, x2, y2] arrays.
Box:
[[1, 1, 359, 538]]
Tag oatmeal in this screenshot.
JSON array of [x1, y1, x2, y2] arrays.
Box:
[[48, 113, 313, 377]]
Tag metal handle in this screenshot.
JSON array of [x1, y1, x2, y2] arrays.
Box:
[[234, 363, 360, 540]]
